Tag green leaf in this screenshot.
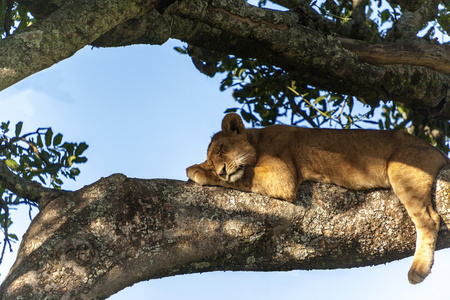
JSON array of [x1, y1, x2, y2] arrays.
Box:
[[8, 233, 18, 241], [1, 121, 10, 133], [40, 150, 50, 163], [38, 175, 46, 185], [45, 128, 53, 147], [74, 157, 87, 163], [70, 168, 80, 178], [45, 163, 62, 175], [173, 46, 187, 54], [37, 134, 43, 148], [314, 95, 327, 104], [224, 108, 238, 113], [380, 9, 391, 24], [53, 133, 63, 146], [61, 142, 74, 155], [15, 122, 23, 137], [0, 215, 6, 228], [16, 5, 34, 32], [67, 155, 76, 167], [241, 110, 253, 123], [53, 177, 63, 185], [75, 142, 88, 156], [5, 159, 19, 171]]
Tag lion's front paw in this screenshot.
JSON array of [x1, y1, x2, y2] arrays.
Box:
[[186, 164, 213, 186], [186, 165, 201, 183]]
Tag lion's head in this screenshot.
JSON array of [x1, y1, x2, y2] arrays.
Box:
[[206, 113, 257, 183]]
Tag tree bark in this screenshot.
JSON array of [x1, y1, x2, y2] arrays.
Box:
[[0, 161, 67, 207], [2, 0, 449, 117], [337, 38, 450, 75], [1, 166, 450, 299], [0, 0, 150, 91]]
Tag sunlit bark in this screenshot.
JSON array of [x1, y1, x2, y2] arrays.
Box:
[[1, 167, 450, 299]]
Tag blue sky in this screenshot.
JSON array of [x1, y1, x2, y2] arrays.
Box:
[[1, 38, 450, 299]]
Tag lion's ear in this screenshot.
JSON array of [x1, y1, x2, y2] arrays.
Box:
[[221, 113, 246, 135]]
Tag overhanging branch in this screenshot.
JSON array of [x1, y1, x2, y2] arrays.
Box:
[[0, 0, 150, 91], [2, 167, 450, 299], [3, 0, 450, 117]]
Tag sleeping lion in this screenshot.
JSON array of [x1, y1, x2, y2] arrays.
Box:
[[186, 113, 449, 284]]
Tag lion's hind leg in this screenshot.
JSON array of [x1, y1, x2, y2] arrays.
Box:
[[406, 203, 440, 284], [388, 161, 440, 284]]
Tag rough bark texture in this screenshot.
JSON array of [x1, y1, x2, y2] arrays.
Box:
[[337, 38, 450, 75], [1, 166, 450, 299], [0, 0, 150, 90], [0, 0, 448, 116]]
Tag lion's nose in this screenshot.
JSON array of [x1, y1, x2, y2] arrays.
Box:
[[219, 164, 227, 179]]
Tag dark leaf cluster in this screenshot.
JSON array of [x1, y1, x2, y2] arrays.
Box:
[[217, 56, 378, 129]]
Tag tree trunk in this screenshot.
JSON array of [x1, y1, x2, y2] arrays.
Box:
[[1, 166, 450, 299]]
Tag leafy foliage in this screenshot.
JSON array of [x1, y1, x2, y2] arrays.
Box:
[[217, 56, 377, 129], [0, 121, 88, 265], [378, 103, 450, 153], [0, 1, 34, 38]]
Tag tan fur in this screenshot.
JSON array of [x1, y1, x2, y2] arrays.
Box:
[[187, 113, 449, 284]]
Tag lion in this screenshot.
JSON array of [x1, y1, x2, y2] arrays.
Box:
[[186, 113, 450, 284]]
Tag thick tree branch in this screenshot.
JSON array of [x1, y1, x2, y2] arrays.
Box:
[[387, 0, 428, 12], [385, 0, 440, 42], [348, 0, 373, 40], [3, 0, 450, 117], [0, 0, 151, 91], [1, 167, 450, 299], [0, 161, 67, 208], [337, 38, 450, 74], [92, 0, 450, 115], [16, 0, 60, 19]]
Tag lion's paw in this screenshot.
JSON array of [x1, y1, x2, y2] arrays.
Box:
[[408, 261, 432, 284], [186, 164, 214, 186], [186, 165, 202, 183]]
